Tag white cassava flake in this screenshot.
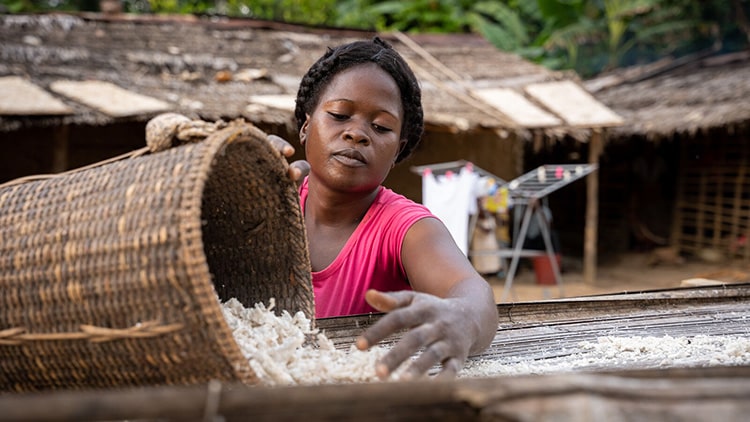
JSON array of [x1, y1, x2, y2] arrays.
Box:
[[223, 299, 750, 384], [461, 334, 750, 379], [221, 298, 390, 386]]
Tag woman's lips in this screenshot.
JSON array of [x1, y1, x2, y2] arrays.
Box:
[[332, 149, 366, 166]]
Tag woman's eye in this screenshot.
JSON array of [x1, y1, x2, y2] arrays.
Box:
[[373, 124, 392, 133], [328, 112, 348, 120]]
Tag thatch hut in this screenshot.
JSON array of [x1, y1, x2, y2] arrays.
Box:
[[2, 16, 749, 415], [585, 51, 750, 263], [0, 12, 622, 279]]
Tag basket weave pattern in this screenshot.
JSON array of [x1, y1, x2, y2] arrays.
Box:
[[0, 123, 313, 392]]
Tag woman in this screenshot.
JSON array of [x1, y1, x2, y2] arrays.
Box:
[[272, 37, 497, 380]]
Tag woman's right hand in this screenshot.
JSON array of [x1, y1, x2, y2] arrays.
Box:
[[267, 134, 310, 183]]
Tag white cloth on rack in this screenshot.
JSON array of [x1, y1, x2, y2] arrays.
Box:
[[422, 166, 478, 256]]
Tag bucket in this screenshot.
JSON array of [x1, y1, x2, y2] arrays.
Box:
[[532, 254, 561, 285], [0, 121, 313, 392]]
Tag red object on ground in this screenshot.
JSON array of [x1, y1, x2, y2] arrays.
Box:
[[533, 254, 561, 285]]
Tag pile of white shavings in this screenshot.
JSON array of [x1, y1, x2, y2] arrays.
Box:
[[222, 298, 750, 383], [221, 298, 392, 386], [461, 334, 750, 378]]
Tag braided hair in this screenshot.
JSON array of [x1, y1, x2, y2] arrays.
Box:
[[294, 37, 424, 164]]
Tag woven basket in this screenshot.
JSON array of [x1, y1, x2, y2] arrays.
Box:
[[0, 122, 313, 392]]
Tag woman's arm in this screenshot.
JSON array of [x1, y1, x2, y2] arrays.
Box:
[[357, 217, 499, 379]]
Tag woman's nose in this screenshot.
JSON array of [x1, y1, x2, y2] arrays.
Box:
[[343, 121, 370, 144]]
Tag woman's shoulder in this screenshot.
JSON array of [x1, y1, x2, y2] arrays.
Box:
[[377, 186, 425, 208], [373, 186, 434, 222]]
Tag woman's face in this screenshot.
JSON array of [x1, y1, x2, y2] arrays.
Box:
[[300, 62, 405, 194]]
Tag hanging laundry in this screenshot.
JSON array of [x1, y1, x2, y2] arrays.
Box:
[[422, 165, 478, 256], [480, 182, 510, 244]]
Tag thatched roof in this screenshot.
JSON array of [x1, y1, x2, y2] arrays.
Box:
[[0, 13, 621, 139], [585, 50, 750, 140]]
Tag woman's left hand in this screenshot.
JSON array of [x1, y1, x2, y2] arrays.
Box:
[[266, 134, 309, 182], [356, 289, 478, 380]]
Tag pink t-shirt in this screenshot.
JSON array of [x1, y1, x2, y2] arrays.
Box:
[[299, 178, 435, 318]]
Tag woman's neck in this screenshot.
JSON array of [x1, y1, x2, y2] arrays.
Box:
[[304, 180, 380, 227]]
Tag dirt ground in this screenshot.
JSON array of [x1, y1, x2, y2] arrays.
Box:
[[486, 251, 750, 303]]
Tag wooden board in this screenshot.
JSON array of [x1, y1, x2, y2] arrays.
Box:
[[49, 80, 171, 117], [525, 80, 624, 127], [1, 366, 749, 421], [318, 284, 750, 375], [473, 87, 561, 128], [247, 94, 296, 112], [0, 76, 73, 115]]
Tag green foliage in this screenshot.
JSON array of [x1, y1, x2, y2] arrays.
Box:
[[544, 16, 599, 70], [334, 0, 376, 28], [1, 0, 99, 12], [537, 0, 586, 27], [365, 0, 473, 33], [2, 0, 31, 13], [239, 0, 338, 25], [468, 2, 529, 51], [136, 0, 337, 23], [467, 0, 714, 76], [3, 0, 748, 78], [147, 0, 179, 13], [546, 0, 703, 75]]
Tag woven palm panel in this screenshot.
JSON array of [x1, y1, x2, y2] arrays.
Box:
[[0, 123, 313, 392]]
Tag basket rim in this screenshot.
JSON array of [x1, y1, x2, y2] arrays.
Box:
[[178, 126, 278, 385]]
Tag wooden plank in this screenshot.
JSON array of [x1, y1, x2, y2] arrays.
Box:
[[472, 88, 562, 128], [525, 80, 624, 127], [0, 76, 73, 115], [49, 80, 171, 117], [672, 141, 688, 250], [317, 284, 750, 351], [51, 125, 70, 174], [1, 364, 749, 422], [247, 94, 296, 112], [713, 169, 725, 247], [697, 171, 707, 249]]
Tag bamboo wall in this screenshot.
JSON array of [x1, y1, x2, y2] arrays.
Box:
[[673, 132, 750, 261]]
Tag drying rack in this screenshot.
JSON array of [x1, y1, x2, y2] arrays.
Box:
[[496, 164, 598, 301], [410, 160, 504, 181], [412, 161, 598, 302]]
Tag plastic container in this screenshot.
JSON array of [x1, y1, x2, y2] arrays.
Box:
[[532, 254, 562, 285]]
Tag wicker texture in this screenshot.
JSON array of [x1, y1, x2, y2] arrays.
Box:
[[0, 122, 313, 392]]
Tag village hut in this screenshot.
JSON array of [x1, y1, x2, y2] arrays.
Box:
[[2, 15, 750, 417], [0, 12, 622, 280], [585, 50, 750, 265]]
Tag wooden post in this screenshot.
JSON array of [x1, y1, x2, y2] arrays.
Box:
[[584, 129, 603, 284], [51, 124, 70, 174], [670, 141, 687, 254]]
